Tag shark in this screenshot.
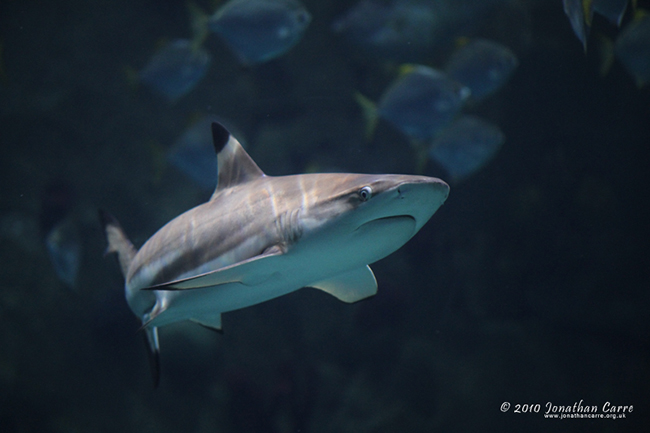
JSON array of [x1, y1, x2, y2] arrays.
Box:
[[101, 122, 449, 385]]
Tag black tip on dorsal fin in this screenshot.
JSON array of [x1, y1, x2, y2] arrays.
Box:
[[209, 121, 266, 198], [211, 122, 230, 154]]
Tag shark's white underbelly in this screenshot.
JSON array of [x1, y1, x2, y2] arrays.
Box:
[[149, 263, 313, 327], [148, 215, 418, 328]]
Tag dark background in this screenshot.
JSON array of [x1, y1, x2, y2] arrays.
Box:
[[1, 0, 648, 432]]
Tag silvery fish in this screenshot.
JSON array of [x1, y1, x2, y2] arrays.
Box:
[[594, 0, 630, 26], [332, 0, 513, 62], [208, 0, 311, 64], [563, 0, 593, 50], [429, 115, 504, 182], [45, 218, 81, 288], [167, 116, 221, 190], [40, 181, 81, 288], [375, 65, 470, 141], [563, 0, 632, 49], [615, 11, 650, 86], [445, 39, 518, 103], [331, 0, 441, 62], [139, 39, 211, 101]]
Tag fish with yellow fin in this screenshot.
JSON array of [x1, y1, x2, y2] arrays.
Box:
[[429, 115, 505, 183], [615, 9, 650, 86], [357, 64, 470, 143], [191, 0, 312, 65], [445, 38, 518, 104], [138, 38, 211, 101]]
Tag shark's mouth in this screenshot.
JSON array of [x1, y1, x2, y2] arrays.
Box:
[[352, 215, 418, 262], [355, 215, 416, 235]]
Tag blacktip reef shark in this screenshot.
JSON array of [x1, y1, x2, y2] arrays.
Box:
[[101, 122, 449, 386]]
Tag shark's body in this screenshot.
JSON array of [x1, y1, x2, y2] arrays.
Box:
[[101, 122, 449, 385]]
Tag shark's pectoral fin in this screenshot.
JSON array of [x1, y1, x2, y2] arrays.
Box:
[[190, 314, 223, 333], [144, 247, 284, 291], [310, 265, 378, 303]]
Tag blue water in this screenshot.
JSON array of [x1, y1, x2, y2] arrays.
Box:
[[0, 0, 648, 432]]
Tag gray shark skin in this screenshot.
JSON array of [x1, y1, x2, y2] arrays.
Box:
[[101, 122, 449, 386]]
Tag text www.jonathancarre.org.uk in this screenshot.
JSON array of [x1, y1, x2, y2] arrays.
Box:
[[500, 400, 633, 419]]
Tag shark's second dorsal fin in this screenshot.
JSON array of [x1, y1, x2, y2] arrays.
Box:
[[99, 209, 137, 278], [211, 122, 265, 199]]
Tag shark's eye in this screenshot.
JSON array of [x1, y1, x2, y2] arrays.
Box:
[[358, 186, 373, 202]]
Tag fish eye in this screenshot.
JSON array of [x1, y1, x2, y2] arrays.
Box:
[[358, 186, 372, 202]]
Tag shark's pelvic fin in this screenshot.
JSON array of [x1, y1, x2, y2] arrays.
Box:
[[144, 326, 161, 388], [211, 122, 265, 199], [99, 209, 137, 277], [190, 314, 223, 333], [143, 246, 285, 291], [310, 265, 378, 303]]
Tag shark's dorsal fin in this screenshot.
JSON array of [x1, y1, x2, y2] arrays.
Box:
[[211, 122, 265, 199]]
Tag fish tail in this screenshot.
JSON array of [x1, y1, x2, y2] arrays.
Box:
[[98, 209, 137, 278], [354, 92, 379, 141]]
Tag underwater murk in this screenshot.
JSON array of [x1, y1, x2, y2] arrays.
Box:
[[0, 0, 648, 432]]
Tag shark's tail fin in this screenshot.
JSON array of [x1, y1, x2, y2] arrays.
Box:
[[99, 210, 162, 387], [99, 210, 137, 277]]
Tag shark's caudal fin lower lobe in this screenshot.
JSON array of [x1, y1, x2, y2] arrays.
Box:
[[144, 327, 161, 388], [99, 209, 161, 387]]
